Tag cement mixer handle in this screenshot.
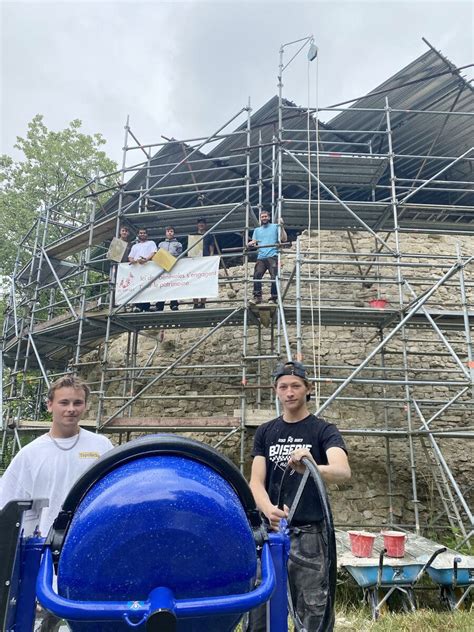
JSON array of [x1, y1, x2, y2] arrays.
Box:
[[37, 543, 277, 625]]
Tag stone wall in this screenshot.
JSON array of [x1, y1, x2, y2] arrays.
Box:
[[83, 230, 473, 531]]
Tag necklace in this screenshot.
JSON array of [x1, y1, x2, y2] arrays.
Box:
[[48, 429, 81, 451]]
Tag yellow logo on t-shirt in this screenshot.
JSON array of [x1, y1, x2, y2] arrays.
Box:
[[79, 451, 100, 459]]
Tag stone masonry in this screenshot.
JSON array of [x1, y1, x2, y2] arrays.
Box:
[[82, 229, 473, 533]]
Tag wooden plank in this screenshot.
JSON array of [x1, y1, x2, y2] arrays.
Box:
[[105, 416, 240, 428]]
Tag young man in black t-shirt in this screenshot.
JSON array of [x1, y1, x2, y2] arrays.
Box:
[[247, 361, 350, 632]]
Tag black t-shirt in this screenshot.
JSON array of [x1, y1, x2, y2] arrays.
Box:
[[252, 414, 347, 524], [202, 234, 214, 257], [120, 242, 132, 263]]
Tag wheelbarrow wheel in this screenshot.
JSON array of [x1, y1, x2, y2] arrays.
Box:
[[441, 586, 465, 611], [365, 588, 383, 620], [401, 588, 417, 613]]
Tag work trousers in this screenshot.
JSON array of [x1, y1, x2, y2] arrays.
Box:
[[38, 611, 61, 631], [245, 523, 332, 632], [253, 256, 278, 299]]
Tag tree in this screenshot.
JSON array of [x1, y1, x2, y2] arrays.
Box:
[[0, 115, 117, 276]]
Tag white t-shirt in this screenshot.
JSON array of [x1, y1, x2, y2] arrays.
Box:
[[0, 429, 113, 536], [129, 240, 157, 260]]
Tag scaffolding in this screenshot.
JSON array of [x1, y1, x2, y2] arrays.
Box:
[[2, 39, 473, 544]]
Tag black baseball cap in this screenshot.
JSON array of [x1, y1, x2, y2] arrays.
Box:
[[272, 361, 307, 381], [273, 361, 310, 400], [196, 217, 207, 224]]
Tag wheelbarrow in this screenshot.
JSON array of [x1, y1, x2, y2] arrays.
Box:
[[343, 546, 446, 619], [425, 554, 474, 610]]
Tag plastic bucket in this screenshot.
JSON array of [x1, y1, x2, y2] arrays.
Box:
[[348, 531, 376, 557], [369, 298, 389, 309], [382, 531, 406, 557]]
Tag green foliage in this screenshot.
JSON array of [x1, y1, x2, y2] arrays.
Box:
[[426, 528, 473, 556], [0, 115, 117, 275]]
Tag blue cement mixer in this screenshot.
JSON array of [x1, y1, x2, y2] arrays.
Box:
[[1, 435, 335, 631]]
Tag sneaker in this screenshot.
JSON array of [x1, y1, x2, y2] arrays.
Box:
[[253, 296, 262, 304], [269, 297, 278, 304], [132, 307, 141, 313], [170, 305, 179, 311]]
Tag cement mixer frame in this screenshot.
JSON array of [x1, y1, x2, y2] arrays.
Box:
[[1, 436, 337, 632]]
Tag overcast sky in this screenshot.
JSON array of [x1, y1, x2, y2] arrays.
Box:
[[1, 0, 473, 165]]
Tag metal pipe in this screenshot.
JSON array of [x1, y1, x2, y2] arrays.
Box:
[[101, 307, 243, 427], [41, 251, 78, 319], [418, 387, 470, 430], [457, 246, 474, 399], [385, 97, 420, 533], [27, 335, 50, 387], [398, 146, 474, 204], [413, 400, 474, 526], [314, 266, 472, 415], [379, 338, 395, 524], [403, 278, 471, 381], [96, 116, 130, 427], [295, 238, 302, 359], [282, 147, 395, 254]]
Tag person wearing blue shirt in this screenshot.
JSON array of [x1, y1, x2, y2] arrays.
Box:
[[248, 210, 287, 303]]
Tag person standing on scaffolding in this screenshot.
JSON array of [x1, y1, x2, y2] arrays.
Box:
[[109, 224, 133, 310], [128, 227, 157, 312], [247, 361, 350, 632], [156, 225, 183, 311], [248, 210, 287, 304], [118, 224, 133, 262], [191, 217, 215, 309]]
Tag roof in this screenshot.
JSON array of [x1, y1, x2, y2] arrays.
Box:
[[48, 41, 474, 258]]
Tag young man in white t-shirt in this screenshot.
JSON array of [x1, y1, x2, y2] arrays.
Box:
[[0, 375, 113, 537], [128, 227, 158, 312]]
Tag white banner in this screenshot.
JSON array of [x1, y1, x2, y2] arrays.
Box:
[[115, 256, 220, 305]]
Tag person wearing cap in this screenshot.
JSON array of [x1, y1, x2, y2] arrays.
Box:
[[247, 361, 350, 632], [192, 217, 215, 309], [248, 210, 287, 304]]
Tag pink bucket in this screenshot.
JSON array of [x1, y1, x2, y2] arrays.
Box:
[[369, 298, 389, 309], [382, 531, 406, 557], [348, 531, 376, 557]]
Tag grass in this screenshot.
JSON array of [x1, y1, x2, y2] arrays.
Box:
[[236, 609, 473, 631], [335, 608, 473, 631], [239, 578, 473, 631]]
